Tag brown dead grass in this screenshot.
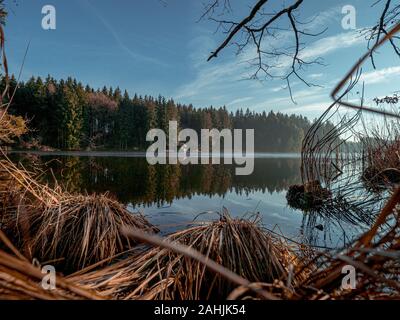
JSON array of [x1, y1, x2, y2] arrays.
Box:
[[71, 212, 301, 300], [0, 157, 158, 273]]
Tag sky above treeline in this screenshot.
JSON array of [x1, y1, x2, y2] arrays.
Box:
[[4, 0, 400, 119]]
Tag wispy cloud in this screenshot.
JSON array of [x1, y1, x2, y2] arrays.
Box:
[[227, 97, 253, 106], [83, 0, 168, 67], [360, 66, 400, 85], [270, 86, 285, 93], [299, 29, 365, 61], [302, 5, 342, 31], [249, 88, 329, 113], [177, 27, 366, 99], [309, 73, 324, 79], [174, 61, 239, 100], [283, 101, 332, 114]]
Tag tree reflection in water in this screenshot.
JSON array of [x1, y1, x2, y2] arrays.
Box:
[[32, 156, 302, 207], [12, 154, 366, 249]]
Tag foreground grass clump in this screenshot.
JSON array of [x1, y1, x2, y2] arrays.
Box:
[[25, 194, 158, 272], [72, 213, 299, 300], [0, 230, 105, 300], [0, 158, 158, 273]]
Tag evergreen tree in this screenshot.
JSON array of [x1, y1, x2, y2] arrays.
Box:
[[6, 75, 328, 153]]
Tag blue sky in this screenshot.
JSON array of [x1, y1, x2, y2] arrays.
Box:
[[3, 0, 400, 119]]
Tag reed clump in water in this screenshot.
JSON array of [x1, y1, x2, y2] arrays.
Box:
[[72, 212, 300, 300], [286, 180, 331, 212], [362, 138, 400, 191], [290, 188, 400, 300]]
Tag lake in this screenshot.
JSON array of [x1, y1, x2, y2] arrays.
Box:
[[10, 152, 369, 249]]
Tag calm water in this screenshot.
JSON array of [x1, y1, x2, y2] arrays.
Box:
[[11, 152, 368, 249]]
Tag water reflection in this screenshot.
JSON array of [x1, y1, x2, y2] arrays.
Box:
[[31, 156, 302, 207], [12, 154, 365, 248]]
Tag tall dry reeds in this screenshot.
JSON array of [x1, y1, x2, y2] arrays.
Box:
[[362, 136, 400, 189], [290, 187, 400, 300]]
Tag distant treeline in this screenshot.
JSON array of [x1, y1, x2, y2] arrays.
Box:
[[3, 75, 333, 152]]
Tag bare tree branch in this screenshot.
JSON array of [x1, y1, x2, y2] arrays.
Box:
[[203, 0, 326, 102], [202, 0, 400, 103], [207, 0, 269, 61], [362, 0, 400, 68]]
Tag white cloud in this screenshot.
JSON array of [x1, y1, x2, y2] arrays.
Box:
[[309, 73, 324, 79], [227, 97, 253, 106], [270, 86, 285, 93], [299, 30, 365, 61], [249, 90, 329, 113], [360, 66, 400, 85], [303, 6, 342, 31], [284, 101, 332, 114], [174, 60, 240, 100], [283, 86, 327, 101]]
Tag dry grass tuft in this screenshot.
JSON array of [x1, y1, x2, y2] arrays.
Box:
[[0, 157, 158, 273], [72, 212, 300, 300], [0, 230, 106, 300], [22, 194, 158, 272]]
